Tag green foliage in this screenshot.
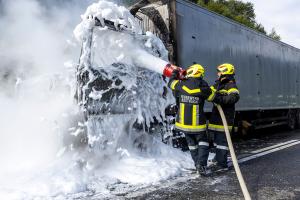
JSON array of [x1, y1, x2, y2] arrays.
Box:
[[268, 28, 281, 40], [196, 0, 280, 40]]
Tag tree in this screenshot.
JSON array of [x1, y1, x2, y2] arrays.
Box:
[[196, 0, 280, 40], [268, 28, 281, 41]]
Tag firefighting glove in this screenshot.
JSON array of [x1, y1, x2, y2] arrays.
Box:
[[165, 104, 178, 115], [212, 92, 223, 104], [171, 69, 180, 79]]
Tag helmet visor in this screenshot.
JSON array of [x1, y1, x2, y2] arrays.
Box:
[[217, 67, 228, 73]]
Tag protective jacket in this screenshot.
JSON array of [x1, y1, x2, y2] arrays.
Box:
[[168, 73, 211, 133], [208, 75, 239, 132]]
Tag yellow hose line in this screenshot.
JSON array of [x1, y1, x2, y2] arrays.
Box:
[[216, 104, 251, 200]]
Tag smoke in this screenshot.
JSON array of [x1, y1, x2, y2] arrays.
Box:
[[0, 0, 94, 180]]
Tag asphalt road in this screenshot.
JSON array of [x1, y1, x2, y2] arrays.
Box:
[[130, 128, 300, 200]]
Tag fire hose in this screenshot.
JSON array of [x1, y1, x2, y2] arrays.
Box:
[[216, 104, 251, 200]]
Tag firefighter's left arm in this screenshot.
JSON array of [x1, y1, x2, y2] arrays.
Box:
[[207, 85, 216, 102]]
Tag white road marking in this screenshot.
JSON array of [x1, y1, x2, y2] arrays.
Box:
[[250, 140, 299, 154], [237, 140, 300, 164], [127, 139, 300, 198]]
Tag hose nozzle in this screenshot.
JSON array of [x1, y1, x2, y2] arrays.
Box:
[[163, 64, 186, 80]]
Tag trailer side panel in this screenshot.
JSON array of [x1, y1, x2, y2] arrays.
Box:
[[175, 0, 300, 111]]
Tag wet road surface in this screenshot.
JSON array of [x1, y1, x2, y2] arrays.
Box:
[[129, 128, 300, 200]]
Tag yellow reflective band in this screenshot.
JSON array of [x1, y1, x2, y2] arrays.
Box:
[[192, 105, 197, 126], [210, 85, 216, 92], [175, 122, 207, 132], [180, 103, 185, 124], [182, 86, 201, 94], [207, 91, 215, 102], [196, 105, 199, 125], [227, 88, 239, 94], [209, 124, 225, 129], [170, 80, 179, 90], [208, 124, 233, 132], [218, 88, 239, 95], [218, 89, 228, 94]]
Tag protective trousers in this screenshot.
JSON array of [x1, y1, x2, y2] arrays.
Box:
[[184, 132, 209, 167], [210, 130, 228, 167]]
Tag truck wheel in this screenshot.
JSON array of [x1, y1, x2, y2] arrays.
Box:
[[287, 110, 296, 130]]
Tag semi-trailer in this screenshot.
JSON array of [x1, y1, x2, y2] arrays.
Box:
[[130, 0, 300, 134]]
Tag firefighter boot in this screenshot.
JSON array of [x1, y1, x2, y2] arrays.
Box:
[[196, 165, 211, 176]]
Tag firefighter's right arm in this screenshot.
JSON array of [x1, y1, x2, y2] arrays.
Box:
[[199, 80, 212, 100], [211, 86, 240, 105], [214, 91, 240, 105]]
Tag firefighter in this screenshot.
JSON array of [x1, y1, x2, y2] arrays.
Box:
[[207, 63, 240, 172], [168, 64, 212, 175]]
